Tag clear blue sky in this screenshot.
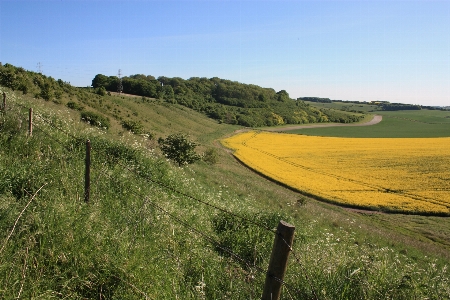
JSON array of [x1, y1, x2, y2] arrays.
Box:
[[1, 0, 449, 106]]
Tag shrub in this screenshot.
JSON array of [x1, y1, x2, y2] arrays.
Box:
[[80, 111, 110, 129], [96, 86, 107, 96], [67, 101, 84, 111], [40, 83, 54, 101], [203, 148, 218, 165], [89, 136, 139, 163], [158, 133, 201, 166], [121, 119, 144, 134]]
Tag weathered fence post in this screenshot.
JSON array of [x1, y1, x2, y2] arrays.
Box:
[[262, 220, 295, 300], [84, 139, 91, 203], [28, 108, 33, 136]]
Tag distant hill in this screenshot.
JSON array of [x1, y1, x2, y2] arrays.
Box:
[[92, 73, 364, 126], [0, 62, 365, 127], [2, 62, 450, 299]]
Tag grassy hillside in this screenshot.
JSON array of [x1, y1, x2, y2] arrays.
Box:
[[92, 72, 366, 127], [1, 75, 450, 298]]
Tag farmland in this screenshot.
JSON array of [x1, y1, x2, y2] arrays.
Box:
[[1, 65, 450, 298], [292, 101, 450, 138], [222, 131, 450, 215]]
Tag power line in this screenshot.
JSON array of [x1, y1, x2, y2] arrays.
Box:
[[37, 62, 43, 74], [117, 69, 123, 94]]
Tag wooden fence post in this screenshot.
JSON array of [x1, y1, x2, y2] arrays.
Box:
[[84, 139, 91, 203], [28, 108, 33, 136], [262, 220, 295, 300]]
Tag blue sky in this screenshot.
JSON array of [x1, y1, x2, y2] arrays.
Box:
[[1, 0, 449, 106]]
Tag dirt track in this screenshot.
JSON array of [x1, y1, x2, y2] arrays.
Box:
[[264, 115, 383, 132]]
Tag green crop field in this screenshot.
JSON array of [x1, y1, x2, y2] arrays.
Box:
[[1, 76, 450, 299], [292, 101, 450, 138]]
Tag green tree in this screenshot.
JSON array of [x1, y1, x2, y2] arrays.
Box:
[[158, 133, 201, 166], [0, 67, 19, 90], [276, 90, 290, 102], [162, 85, 175, 102], [92, 74, 110, 88], [40, 82, 54, 101]]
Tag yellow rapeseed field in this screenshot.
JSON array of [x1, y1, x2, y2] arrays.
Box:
[[222, 131, 450, 215]]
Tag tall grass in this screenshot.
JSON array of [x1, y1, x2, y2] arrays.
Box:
[[0, 88, 449, 299]]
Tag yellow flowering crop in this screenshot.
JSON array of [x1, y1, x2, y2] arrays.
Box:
[[222, 131, 450, 215]]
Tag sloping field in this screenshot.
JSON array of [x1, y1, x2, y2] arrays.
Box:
[[222, 131, 450, 215]]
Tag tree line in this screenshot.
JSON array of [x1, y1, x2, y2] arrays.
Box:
[[297, 97, 332, 103], [92, 73, 364, 127], [381, 103, 422, 111], [0, 63, 74, 101], [0, 63, 364, 127]]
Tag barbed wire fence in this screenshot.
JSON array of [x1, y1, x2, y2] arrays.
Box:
[[1, 92, 320, 300]]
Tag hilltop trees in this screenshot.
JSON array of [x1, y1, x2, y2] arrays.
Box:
[[0, 64, 364, 128], [276, 90, 290, 102], [91, 74, 110, 89], [381, 103, 422, 111], [0, 63, 71, 101], [297, 97, 332, 103], [92, 73, 161, 98], [160, 85, 175, 102], [91, 72, 364, 127]]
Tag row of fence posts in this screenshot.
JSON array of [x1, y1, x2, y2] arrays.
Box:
[[79, 135, 296, 299], [3, 94, 296, 300], [2, 94, 91, 202]]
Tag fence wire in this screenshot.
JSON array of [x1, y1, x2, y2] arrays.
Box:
[[4, 98, 312, 299], [109, 154, 277, 234], [101, 147, 304, 299], [32, 123, 65, 146]]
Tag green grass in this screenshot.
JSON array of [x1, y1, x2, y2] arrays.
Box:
[[379, 109, 450, 123], [289, 109, 450, 138], [1, 87, 450, 299]]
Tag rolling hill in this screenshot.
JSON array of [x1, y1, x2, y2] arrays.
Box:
[[1, 63, 449, 299]]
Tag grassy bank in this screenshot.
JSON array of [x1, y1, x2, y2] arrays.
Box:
[[0, 87, 449, 299]]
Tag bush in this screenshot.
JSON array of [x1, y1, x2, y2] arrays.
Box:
[[203, 148, 218, 165], [89, 136, 139, 163], [96, 86, 107, 96], [121, 119, 144, 134], [67, 101, 84, 111], [158, 133, 201, 166], [40, 83, 53, 101], [80, 111, 110, 129]]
